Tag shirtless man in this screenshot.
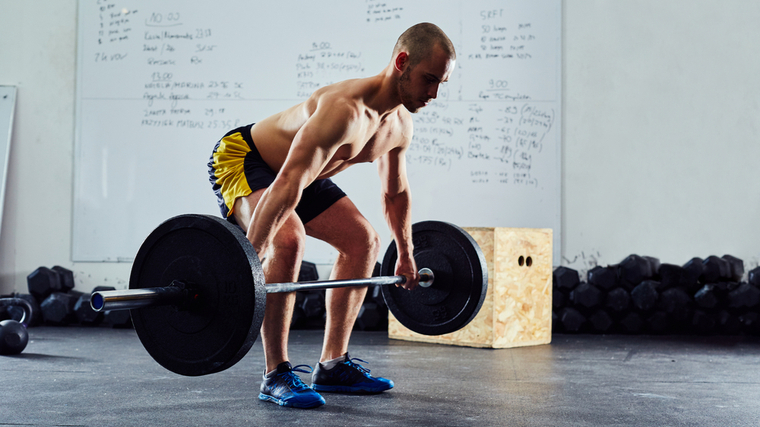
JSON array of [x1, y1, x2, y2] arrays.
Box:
[[208, 23, 455, 408]]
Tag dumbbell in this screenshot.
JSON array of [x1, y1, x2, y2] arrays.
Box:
[[588, 309, 613, 332], [569, 283, 601, 309], [557, 307, 585, 332], [587, 266, 617, 291], [691, 310, 716, 335], [27, 266, 75, 303], [727, 283, 760, 309], [749, 267, 760, 287], [619, 312, 644, 333], [617, 255, 659, 290], [0, 298, 34, 355], [355, 302, 383, 331], [630, 280, 659, 312], [694, 284, 719, 309], [658, 287, 692, 326], [553, 266, 579, 291], [646, 311, 669, 334], [40, 291, 83, 325], [104, 309, 133, 328], [605, 287, 630, 313]]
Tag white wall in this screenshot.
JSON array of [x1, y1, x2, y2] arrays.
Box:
[[562, 1, 760, 277], [0, 0, 758, 295], [0, 0, 132, 294]]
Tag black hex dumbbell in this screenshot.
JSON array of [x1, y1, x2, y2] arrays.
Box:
[[290, 305, 306, 329], [702, 256, 732, 284], [553, 267, 580, 291], [643, 256, 661, 277], [631, 280, 659, 312], [619, 312, 644, 333], [558, 307, 586, 333], [570, 282, 602, 309], [728, 283, 760, 309], [749, 267, 760, 288], [682, 258, 704, 293], [51, 266, 75, 293], [658, 287, 692, 325], [658, 263, 685, 291], [298, 261, 319, 282], [27, 267, 62, 303], [355, 302, 383, 331], [104, 309, 133, 328], [553, 288, 567, 309], [587, 266, 617, 291], [41, 292, 82, 325], [694, 285, 719, 309], [617, 255, 652, 290], [692, 310, 716, 334], [738, 312, 760, 335], [716, 310, 742, 335], [301, 291, 326, 319], [721, 255, 744, 282], [646, 311, 669, 334], [588, 309, 613, 333], [605, 287, 630, 313]]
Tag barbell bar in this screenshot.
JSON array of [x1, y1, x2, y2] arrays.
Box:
[[89, 214, 487, 377], [90, 268, 435, 313]]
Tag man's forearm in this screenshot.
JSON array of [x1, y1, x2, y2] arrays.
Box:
[[382, 190, 414, 256], [248, 180, 301, 257]]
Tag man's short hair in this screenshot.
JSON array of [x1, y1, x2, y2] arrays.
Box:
[[392, 23, 456, 67]]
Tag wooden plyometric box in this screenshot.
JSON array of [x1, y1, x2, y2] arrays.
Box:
[[388, 227, 553, 348]]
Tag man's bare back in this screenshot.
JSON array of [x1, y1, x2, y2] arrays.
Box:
[[250, 77, 412, 180]]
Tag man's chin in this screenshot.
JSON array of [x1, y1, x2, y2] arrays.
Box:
[[404, 102, 423, 114]]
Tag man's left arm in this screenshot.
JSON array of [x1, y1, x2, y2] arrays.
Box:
[[378, 143, 419, 290]]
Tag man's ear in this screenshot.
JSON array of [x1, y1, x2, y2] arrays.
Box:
[[394, 52, 409, 72]]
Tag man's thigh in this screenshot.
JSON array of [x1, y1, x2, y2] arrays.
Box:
[[232, 188, 267, 231], [303, 197, 377, 253]]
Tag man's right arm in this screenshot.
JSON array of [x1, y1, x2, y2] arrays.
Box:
[[245, 100, 356, 258]]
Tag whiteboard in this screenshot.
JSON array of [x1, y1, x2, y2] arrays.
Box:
[[74, 0, 561, 263], [0, 86, 16, 240]]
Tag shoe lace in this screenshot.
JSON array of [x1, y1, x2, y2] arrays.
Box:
[[279, 364, 313, 391], [345, 357, 371, 376]]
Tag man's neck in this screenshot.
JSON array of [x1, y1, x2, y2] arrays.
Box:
[[362, 66, 404, 119]]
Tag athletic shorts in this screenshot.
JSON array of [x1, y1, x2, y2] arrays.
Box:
[[207, 123, 346, 226]]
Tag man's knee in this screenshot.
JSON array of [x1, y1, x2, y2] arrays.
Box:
[[342, 224, 381, 261], [271, 225, 306, 261]]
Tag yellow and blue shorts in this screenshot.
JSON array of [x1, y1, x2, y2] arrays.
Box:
[[207, 123, 346, 227]]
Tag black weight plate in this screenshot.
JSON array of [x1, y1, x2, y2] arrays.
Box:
[[130, 214, 266, 376], [381, 221, 488, 335]]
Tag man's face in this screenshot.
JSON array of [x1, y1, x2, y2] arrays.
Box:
[[398, 46, 455, 113]]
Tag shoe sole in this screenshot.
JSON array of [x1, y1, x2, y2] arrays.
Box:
[[258, 392, 325, 409], [312, 384, 393, 394]]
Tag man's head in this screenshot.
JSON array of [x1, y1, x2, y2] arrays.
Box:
[[392, 23, 456, 113]]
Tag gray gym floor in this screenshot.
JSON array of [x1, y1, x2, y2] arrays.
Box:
[[1, 327, 759, 426]]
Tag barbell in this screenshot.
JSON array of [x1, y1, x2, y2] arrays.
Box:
[[90, 214, 488, 376]]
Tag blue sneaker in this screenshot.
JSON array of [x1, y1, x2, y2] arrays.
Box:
[[258, 362, 325, 408], [311, 353, 394, 394]]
